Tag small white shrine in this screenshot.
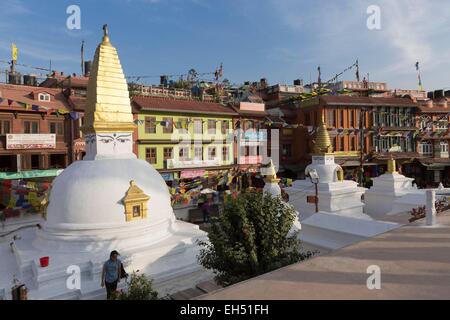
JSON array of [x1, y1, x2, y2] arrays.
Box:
[[261, 159, 302, 235], [286, 118, 368, 220], [364, 157, 417, 217], [1, 26, 209, 299]]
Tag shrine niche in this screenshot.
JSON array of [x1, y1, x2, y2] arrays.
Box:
[[123, 180, 150, 222]]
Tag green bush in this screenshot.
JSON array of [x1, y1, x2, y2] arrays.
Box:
[[113, 271, 158, 300], [197, 191, 315, 286]]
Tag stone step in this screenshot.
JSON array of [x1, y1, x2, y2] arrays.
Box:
[[195, 280, 221, 294], [170, 287, 205, 300]]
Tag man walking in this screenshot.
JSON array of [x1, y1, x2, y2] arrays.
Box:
[[101, 250, 121, 299]]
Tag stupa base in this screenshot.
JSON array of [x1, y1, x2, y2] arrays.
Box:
[[6, 221, 210, 300]]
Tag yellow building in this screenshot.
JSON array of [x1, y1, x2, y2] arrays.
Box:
[[132, 96, 237, 181]]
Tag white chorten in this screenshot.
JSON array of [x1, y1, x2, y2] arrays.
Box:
[[261, 159, 282, 197], [286, 117, 368, 220], [9, 26, 209, 299], [364, 157, 416, 217]]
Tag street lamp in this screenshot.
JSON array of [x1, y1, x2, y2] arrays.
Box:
[[307, 169, 320, 213]]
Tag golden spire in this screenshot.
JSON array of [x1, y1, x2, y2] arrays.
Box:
[[82, 25, 135, 134], [312, 113, 333, 154], [387, 156, 397, 173]]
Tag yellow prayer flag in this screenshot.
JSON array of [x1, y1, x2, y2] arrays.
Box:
[[11, 43, 18, 61]]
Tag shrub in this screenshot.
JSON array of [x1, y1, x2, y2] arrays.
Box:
[[197, 191, 314, 286]]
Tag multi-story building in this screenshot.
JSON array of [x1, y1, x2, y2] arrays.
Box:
[[409, 96, 450, 187], [230, 98, 268, 173], [0, 83, 72, 174], [131, 96, 237, 182], [296, 95, 419, 178]]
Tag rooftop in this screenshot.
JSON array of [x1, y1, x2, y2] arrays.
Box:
[[0, 83, 71, 112], [132, 96, 238, 116], [301, 95, 418, 108]]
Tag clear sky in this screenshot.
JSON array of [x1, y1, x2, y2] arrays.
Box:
[[1, 0, 449, 90]]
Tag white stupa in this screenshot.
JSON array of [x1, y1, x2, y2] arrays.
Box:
[[286, 118, 399, 251], [286, 117, 368, 220], [364, 157, 417, 217], [8, 26, 209, 299], [261, 159, 302, 236]]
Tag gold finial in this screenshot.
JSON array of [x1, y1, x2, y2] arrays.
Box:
[[312, 114, 333, 155], [81, 25, 135, 134], [262, 159, 280, 183], [130, 180, 136, 186], [102, 24, 110, 44], [387, 156, 397, 173]]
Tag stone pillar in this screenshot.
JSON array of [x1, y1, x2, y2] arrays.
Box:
[[426, 189, 436, 226]]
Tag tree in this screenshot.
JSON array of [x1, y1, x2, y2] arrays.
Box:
[[197, 191, 314, 286], [113, 271, 158, 300]]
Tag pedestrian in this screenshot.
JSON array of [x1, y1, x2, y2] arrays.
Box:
[[201, 199, 211, 223], [101, 250, 122, 300]]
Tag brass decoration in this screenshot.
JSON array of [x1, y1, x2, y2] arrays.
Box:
[[81, 25, 135, 135], [312, 115, 333, 155], [387, 156, 397, 174], [262, 159, 280, 184], [123, 180, 150, 222]]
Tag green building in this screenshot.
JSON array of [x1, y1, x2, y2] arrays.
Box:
[[132, 96, 238, 181]]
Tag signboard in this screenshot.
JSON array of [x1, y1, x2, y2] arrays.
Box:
[[6, 134, 56, 150], [307, 195, 318, 204], [181, 169, 205, 179]]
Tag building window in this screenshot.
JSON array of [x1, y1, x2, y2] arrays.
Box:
[[145, 117, 156, 134], [179, 147, 189, 160], [208, 147, 216, 160], [163, 147, 173, 160], [441, 141, 449, 153], [436, 120, 448, 130], [221, 120, 229, 134], [349, 110, 354, 127], [349, 136, 356, 151], [339, 136, 345, 151], [23, 121, 39, 133], [339, 109, 345, 127], [38, 93, 50, 102], [208, 120, 216, 134], [0, 119, 11, 134], [194, 119, 203, 134], [162, 117, 173, 134], [194, 146, 203, 160], [326, 109, 335, 127], [282, 144, 292, 157], [49, 122, 64, 135], [222, 146, 229, 161], [145, 147, 157, 164], [418, 141, 433, 156]]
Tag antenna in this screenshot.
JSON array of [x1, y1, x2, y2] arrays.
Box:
[[81, 40, 85, 76]]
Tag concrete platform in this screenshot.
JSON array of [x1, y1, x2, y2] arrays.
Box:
[[197, 213, 450, 300]]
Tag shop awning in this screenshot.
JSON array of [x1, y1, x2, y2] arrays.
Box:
[[0, 169, 63, 180]]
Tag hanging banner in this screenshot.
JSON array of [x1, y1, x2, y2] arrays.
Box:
[[6, 134, 56, 150], [181, 169, 205, 179]]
